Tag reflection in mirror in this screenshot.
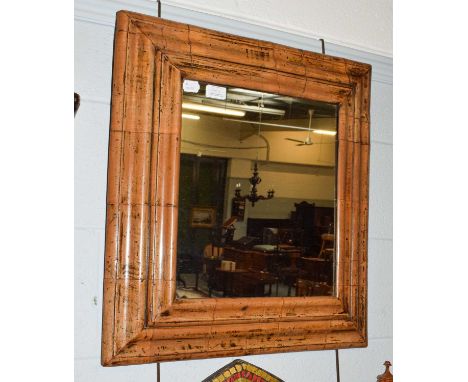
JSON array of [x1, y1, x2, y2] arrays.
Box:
[[176, 80, 338, 299]]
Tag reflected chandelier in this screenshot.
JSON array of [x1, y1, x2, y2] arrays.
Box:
[[234, 162, 274, 207]]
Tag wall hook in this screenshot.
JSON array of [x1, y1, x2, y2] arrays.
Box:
[[319, 38, 326, 55]]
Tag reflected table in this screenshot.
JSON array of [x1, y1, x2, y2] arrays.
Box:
[[215, 268, 249, 297]]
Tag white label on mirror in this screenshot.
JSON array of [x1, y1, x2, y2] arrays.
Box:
[[206, 84, 227, 100], [183, 79, 200, 93]]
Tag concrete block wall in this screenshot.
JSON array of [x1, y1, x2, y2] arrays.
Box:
[[75, 1, 392, 380]]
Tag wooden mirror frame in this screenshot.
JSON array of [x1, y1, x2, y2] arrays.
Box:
[[101, 10, 371, 366]]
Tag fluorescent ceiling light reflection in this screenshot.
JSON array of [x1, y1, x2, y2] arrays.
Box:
[[223, 118, 336, 135], [230, 88, 276, 98], [182, 102, 245, 117], [184, 96, 284, 116], [182, 113, 200, 120], [312, 129, 336, 136]]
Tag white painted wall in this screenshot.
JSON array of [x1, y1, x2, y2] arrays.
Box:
[[162, 0, 393, 57], [75, 0, 392, 380]]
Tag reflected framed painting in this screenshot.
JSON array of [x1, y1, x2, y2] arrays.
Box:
[[190, 207, 216, 228]]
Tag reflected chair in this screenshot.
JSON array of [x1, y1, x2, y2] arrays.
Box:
[[295, 279, 332, 296], [318, 233, 334, 283], [203, 244, 224, 296], [277, 250, 307, 296], [295, 278, 315, 296], [177, 252, 203, 290], [318, 233, 334, 260], [301, 234, 334, 283]]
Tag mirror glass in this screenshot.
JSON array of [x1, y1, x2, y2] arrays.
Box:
[[176, 79, 338, 299]]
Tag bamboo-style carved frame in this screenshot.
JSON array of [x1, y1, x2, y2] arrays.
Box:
[[101, 10, 371, 366]]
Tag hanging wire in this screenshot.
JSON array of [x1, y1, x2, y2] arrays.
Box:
[[335, 350, 340, 382], [256, 94, 264, 161], [156, 7, 161, 376]]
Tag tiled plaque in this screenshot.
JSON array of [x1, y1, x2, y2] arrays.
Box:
[[202, 359, 285, 382]]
